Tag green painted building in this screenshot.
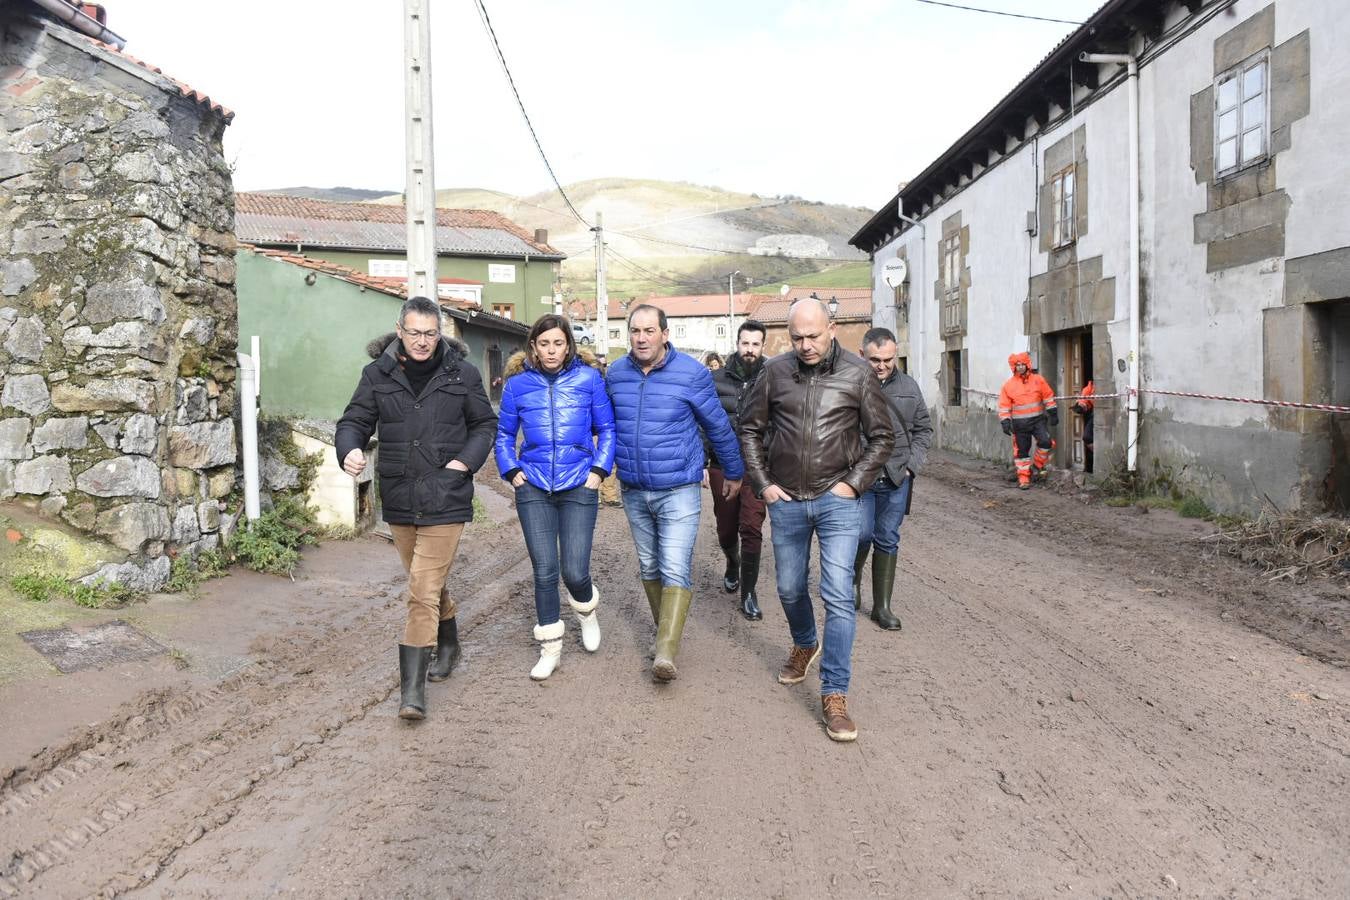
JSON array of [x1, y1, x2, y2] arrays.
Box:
[[236, 248, 528, 421], [235, 192, 564, 326]]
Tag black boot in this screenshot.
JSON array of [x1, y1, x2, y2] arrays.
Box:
[[397, 644, 432, 720], [721, 543, 741, 593], [870, 550, 902, 631], [739, 551, 762, 620], [427, 617, 460, 682], [851, 544, 870, 611]]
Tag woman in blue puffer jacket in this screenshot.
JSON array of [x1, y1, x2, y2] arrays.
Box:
[[495, 314, 616, 680]]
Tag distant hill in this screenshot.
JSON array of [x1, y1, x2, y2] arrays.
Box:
[[254, 186, 394, 203], [366, 178, 874, 299]]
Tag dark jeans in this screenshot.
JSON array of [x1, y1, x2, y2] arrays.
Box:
[[515, 482, 599, 626], [859, 474, 911, 556], [708, 466, 766, 554]]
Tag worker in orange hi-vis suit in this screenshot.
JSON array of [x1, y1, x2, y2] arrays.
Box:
[[997, 352, 1058, 489]]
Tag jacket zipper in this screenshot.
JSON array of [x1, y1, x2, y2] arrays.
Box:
[[636, 374, 647, 480], [547, 379, 557, 493], [800, 373, 818, 498]]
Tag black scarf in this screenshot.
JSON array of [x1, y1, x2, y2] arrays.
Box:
[[399, 340, 444, 397]]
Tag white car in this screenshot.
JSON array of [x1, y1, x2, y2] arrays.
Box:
[[571, 322, 594, 345]]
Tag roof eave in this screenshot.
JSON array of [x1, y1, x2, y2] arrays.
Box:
[[853, 0, 1149, 252]]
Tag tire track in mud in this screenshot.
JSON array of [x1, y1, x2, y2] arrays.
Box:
[[0, 525, 532, 899]]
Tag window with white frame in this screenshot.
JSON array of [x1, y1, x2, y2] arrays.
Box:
[[940, 233, 963, 335], [1215, 52, 1268, 178], [1051, 165, 1076, 247], [674, 324, 686, 339], [715, 324, 726, 337], [369, 259, 408, 277]]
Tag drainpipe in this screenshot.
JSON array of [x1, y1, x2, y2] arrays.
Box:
[[236, 346, 261, 522], [897, 199, 928, 390], [29, 0, 126, 48], [1080, 51, 1140, 472]]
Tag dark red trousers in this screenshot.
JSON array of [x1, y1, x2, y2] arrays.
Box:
[[707, 466, 766, 555]]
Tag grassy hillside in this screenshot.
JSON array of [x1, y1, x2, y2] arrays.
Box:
[[367, 178, 872, 299]]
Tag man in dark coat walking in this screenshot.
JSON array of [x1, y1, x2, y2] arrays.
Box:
[[707, 318, 769, 620], [336, 296, 497, 720]]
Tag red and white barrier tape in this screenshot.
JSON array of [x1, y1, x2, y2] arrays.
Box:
[[961, 385, 1349, 413]]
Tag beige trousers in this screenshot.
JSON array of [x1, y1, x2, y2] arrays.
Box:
[[389, 523, 464, 647]]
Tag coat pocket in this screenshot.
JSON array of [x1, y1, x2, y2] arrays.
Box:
[[417, 467, 473, 516], [372, 383, 407, 422]]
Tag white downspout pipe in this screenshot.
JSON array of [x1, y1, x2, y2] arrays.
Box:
[[236, 348, 261, 522], [896, 200, 928, 389], [28, 0, 126, 48], [1080, 51, 1140, 472]]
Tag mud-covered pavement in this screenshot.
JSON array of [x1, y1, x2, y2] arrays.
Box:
[[1, 451, 1347, 898]]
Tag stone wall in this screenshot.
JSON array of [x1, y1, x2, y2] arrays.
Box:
[[0, 13, 236, 589]]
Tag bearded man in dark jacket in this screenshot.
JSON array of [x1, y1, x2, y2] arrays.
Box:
[[706, 319, 769, 620], [335, 296, 496, 720]]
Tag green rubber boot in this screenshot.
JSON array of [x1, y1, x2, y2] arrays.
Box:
[[642, 579, 663, 623], [871, 550, 902, 631], [652, 587, 692, 682], [851, 544, 870, 611]]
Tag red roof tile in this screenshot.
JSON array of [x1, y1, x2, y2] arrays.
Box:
[[236, 193, 561, 255], [754, 288, 874, 324]]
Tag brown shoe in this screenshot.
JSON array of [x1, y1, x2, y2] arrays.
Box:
[[822, 693, 857, 742], [777, 643, 822, 685]]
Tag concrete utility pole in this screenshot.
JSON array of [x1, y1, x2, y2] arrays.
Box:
[[593, 211, 609, 356], [403, 0, 455, 336]]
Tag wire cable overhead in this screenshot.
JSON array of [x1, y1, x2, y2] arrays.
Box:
[[913, 0, 1083, 25], [471, 0, 589, 226]]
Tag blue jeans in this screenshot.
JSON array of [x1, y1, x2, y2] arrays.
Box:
[[515, 482, 599, 626], [620, 483, 701, 589], [858, 474, 911, 556], [767, 491, 863, 696]]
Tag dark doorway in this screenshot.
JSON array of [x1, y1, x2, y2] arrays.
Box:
[[488, 344, 504, 404], [1053, 329, 1093, 472], [1324, 301, 1350, 512]]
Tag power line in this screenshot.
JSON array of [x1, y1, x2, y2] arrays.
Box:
[[471, 0, 589, 226], [912, 0, 1083, 25]]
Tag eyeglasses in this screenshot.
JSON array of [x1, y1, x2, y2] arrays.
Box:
[[398, 325, 441, 340]]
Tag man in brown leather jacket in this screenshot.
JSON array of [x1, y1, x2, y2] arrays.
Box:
[[740, 299, 895, 742]]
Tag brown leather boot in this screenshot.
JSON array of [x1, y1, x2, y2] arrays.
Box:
[[777, 643, 822, 685], [822, 693, 857, 742]]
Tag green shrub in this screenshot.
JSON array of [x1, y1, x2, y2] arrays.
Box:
[[69, 578, 140, 609], [227, 497, 318, 576], [12, 572, 69, 603], [1177, 495, 1211, 519], [165, 549, 231, 594], [472, 496, 487, 523]]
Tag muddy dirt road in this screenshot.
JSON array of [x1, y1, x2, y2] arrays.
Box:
[[2, 452, 1347, 898]]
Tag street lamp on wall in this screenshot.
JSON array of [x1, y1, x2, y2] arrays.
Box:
[[811, 291, 840, 318]]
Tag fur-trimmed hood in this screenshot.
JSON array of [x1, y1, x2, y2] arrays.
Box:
[[503, 346, 601, 379], [366, 332, 469, 362]]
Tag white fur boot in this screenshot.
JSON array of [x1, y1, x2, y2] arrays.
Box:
[[568, 587, 601, 652], [530, 620, 565, 681]]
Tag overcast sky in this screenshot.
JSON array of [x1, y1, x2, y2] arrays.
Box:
[[98, 0, 1102, 210]]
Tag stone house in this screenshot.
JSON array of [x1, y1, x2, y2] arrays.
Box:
[[754, 288, 876, 361], [851, 0, 1349, 515], [234, 192, 565, 326], [1, 2, 238, 588], [584, 294, 773, 360]]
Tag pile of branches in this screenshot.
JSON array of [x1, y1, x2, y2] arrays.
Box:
[[1201, 514, 1350, 583]]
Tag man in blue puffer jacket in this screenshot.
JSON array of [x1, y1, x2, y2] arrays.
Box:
[[606, 304, 745, 683]]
